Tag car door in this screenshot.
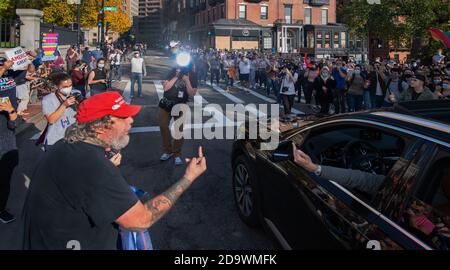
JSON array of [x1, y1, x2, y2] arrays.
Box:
[[379, 143, 450, 250], [254, 131, 343, 249]]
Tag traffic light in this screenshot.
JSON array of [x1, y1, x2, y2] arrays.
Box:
[[97, 13, 104, 26], [207, 31, 212, 37], [106, 22, 111, 34]]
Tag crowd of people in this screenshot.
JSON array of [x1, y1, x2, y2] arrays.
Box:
[[185, 47, 449, 116]]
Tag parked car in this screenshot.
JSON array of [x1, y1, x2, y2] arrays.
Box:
[[231, 100, 450, 250]]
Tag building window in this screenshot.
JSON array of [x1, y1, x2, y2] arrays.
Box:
[[334, 32, 339, 48], [321, 9, 328, 25], [239, 4, 246, 19], [263, 37, 272, 49], [340, 32, 347, 48], [284, 5, 292, 24], [316, 32, 323, 48], [324, 32, 331, 48], [260, 6, 268, 20], [304, 8, 311, 25]]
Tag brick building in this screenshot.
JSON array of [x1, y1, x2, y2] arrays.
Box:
[[163, 0, 348, 57]]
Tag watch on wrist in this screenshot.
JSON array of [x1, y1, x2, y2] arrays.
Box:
[[314, 165, 322, 176]]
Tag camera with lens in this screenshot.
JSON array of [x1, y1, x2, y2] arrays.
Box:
[[69, 91, 85, 104]]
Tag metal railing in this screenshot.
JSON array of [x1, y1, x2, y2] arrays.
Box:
[[0, 19, 20, 48]]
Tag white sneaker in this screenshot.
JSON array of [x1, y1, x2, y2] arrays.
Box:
[[160, 153, 173, 161], [174, 157, 183, 166]]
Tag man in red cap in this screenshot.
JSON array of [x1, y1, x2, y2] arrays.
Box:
[[22, 91, 207, 249]]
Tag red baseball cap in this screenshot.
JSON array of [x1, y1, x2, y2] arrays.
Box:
[[76, 91, 141, 123]]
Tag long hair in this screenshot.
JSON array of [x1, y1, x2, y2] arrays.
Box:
[[64, 115, 112, 147]]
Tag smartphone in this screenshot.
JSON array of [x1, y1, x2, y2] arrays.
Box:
[[105, 148, 120, 159], [0, 96, 10, 104]]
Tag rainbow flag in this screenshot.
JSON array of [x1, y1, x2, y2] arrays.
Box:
[[429, 28, 450, 51]]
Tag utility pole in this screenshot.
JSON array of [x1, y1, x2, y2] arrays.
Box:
[[76, 0, 81, 52], [100, 0, 105, 48]]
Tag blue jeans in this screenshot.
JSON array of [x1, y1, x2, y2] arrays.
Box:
[[371, 95, 384, 109], [249, 69, 256, 88], [131, 72, 143, 97], [363, 90, 371, 110], [347, 94, 363, 112]]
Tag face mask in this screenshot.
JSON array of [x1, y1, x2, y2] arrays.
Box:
[[134, 54, 139, 58], [354, 70, 361, 75], [322, 72, 329, 78], [60, 86, 72, 96], [98, 64, 105, 69], [433, 80, 441, 85], [443, 83, 449, 90], [446, 70, 450, 76]]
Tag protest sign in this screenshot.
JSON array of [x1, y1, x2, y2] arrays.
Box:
[[42, 33, 59, 62], [4, 47, 31, 71]]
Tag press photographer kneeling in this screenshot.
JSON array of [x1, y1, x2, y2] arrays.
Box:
[[159, 53, 198, 166]]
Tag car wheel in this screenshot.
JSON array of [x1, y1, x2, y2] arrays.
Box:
[[232, 155, 261, 228]]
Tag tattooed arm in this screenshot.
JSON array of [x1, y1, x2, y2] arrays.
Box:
[[116, 147, 207, 231]]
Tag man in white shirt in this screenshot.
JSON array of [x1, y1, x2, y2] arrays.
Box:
[[130, 51, 147, 98], [109, 49, 123, 81], [238, 55, 250, 88]]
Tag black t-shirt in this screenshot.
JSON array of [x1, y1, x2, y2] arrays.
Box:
[[411, 90, 422, 101], [22, 141, 138, 250], [163, 68, 198, 103]]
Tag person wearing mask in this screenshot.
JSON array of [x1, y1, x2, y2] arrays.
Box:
[[346, 65, 365, 112], [22, 91, 207, 249], [223, 54, 235, 90], [389, 74, 438, 103], [383, 68, 408, 107], [81, 47, 92, 64], [40, 72, 77, 151], [71, 60, 88, 97], [279, 65, 298, 116], [92, 46, 104, 61], [314, 66, 335, 114], [87, 58, 108, 96], [303, 63, 319, 104], [436, 77, 450, 100], [159, 64, 198, 166], [0, 59, 19, 224], [130, 51, 147, 98], [331, 60, 348, 114], [249, 55, 257, 89], [108, 49, 123, 82], [258, 55, 270, 89]]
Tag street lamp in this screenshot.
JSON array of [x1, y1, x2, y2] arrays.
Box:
[[68, 0, 81, 53]]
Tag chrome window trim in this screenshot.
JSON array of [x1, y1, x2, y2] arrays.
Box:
[[286, 119, 450, 148], [371, 112, 450, 134], [329, 180, 433, 250]]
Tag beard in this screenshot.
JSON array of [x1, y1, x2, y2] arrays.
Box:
[[110, 133, 130, 150]]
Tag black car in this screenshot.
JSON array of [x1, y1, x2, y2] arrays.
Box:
[[231, 100, 450, 250]]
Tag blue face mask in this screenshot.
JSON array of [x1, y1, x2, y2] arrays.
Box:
[[433, 80, 442, 85], [443, 83, 449, 90]]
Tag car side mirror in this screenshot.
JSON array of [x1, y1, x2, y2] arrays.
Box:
[[270, 140, 294, 163]]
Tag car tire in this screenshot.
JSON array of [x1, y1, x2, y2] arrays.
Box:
[[232, 155, 261, 228]]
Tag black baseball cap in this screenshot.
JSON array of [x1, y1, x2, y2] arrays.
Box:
[[412, 74, 426, 82]]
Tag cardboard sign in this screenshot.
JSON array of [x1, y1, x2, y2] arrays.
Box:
[[4, 47, 31, 71], [41, 33, 59, 62]]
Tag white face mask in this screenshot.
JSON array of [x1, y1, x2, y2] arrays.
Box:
[[60, 86, 72, 96], [98, 63, 105, 69]]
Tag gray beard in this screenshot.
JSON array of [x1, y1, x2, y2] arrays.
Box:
[[110, 134, 130, 150]]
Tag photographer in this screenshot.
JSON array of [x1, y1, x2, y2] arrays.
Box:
[[71, 60, 88, 97], [22, 92, 207, 249], [279, 65, 298, 116], [40, 72, 78, 151], [159, 62, 198, 166]]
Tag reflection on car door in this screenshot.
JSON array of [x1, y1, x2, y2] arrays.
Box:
[[255, 144, 342, 249]]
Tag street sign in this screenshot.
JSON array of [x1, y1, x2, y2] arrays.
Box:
[[104, 7, 119, 11]]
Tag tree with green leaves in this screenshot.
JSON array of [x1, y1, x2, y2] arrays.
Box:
[[338, 0, 450, 60]]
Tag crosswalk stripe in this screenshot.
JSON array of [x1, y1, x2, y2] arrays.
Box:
[[234, 84, 304, 115]]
